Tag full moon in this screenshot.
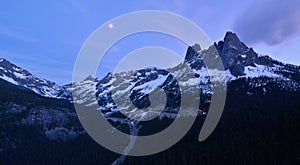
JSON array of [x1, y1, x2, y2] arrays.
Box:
[[108, 23, 114, 29]]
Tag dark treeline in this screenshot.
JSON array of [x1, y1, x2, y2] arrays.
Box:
[[0, 79, 119, 164]]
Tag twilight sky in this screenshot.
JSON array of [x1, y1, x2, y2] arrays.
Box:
[[1, 0, 300, 84]]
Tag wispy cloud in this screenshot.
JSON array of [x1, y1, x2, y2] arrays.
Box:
[[66, 0, 88, 13], [0, 26, 39, 43], [55, 0, 89, 15], [233, 0, 300, 45]]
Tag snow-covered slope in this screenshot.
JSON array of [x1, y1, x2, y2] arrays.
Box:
[[0, 58, 70, 100]]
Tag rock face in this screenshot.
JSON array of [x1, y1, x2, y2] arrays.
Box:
[[185, 32, 257, 75], [184, 32, 298, 78], [218, 32, 258, 68]]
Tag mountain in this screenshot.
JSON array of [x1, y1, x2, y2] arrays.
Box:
[[186, 32, 300, 82], [75, 31, 300, 120], [0, 31, 300, 164], [0, 58, 71, 100]]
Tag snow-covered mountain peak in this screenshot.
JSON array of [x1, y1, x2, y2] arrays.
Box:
[[184, 31, 297, 79], [0, 58, 68, 99]]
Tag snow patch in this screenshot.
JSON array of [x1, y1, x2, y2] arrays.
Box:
[[134, 74, 169, 94], [0, 74, 18, 85], [14, 72, 26, 79], [13, 67, 22, 71], [243, 65, 280, 78]]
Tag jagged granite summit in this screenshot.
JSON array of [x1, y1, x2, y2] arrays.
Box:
[[185, 32, 290, 77]]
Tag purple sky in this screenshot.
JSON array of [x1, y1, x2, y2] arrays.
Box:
[[0, 0, 300, 84]]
